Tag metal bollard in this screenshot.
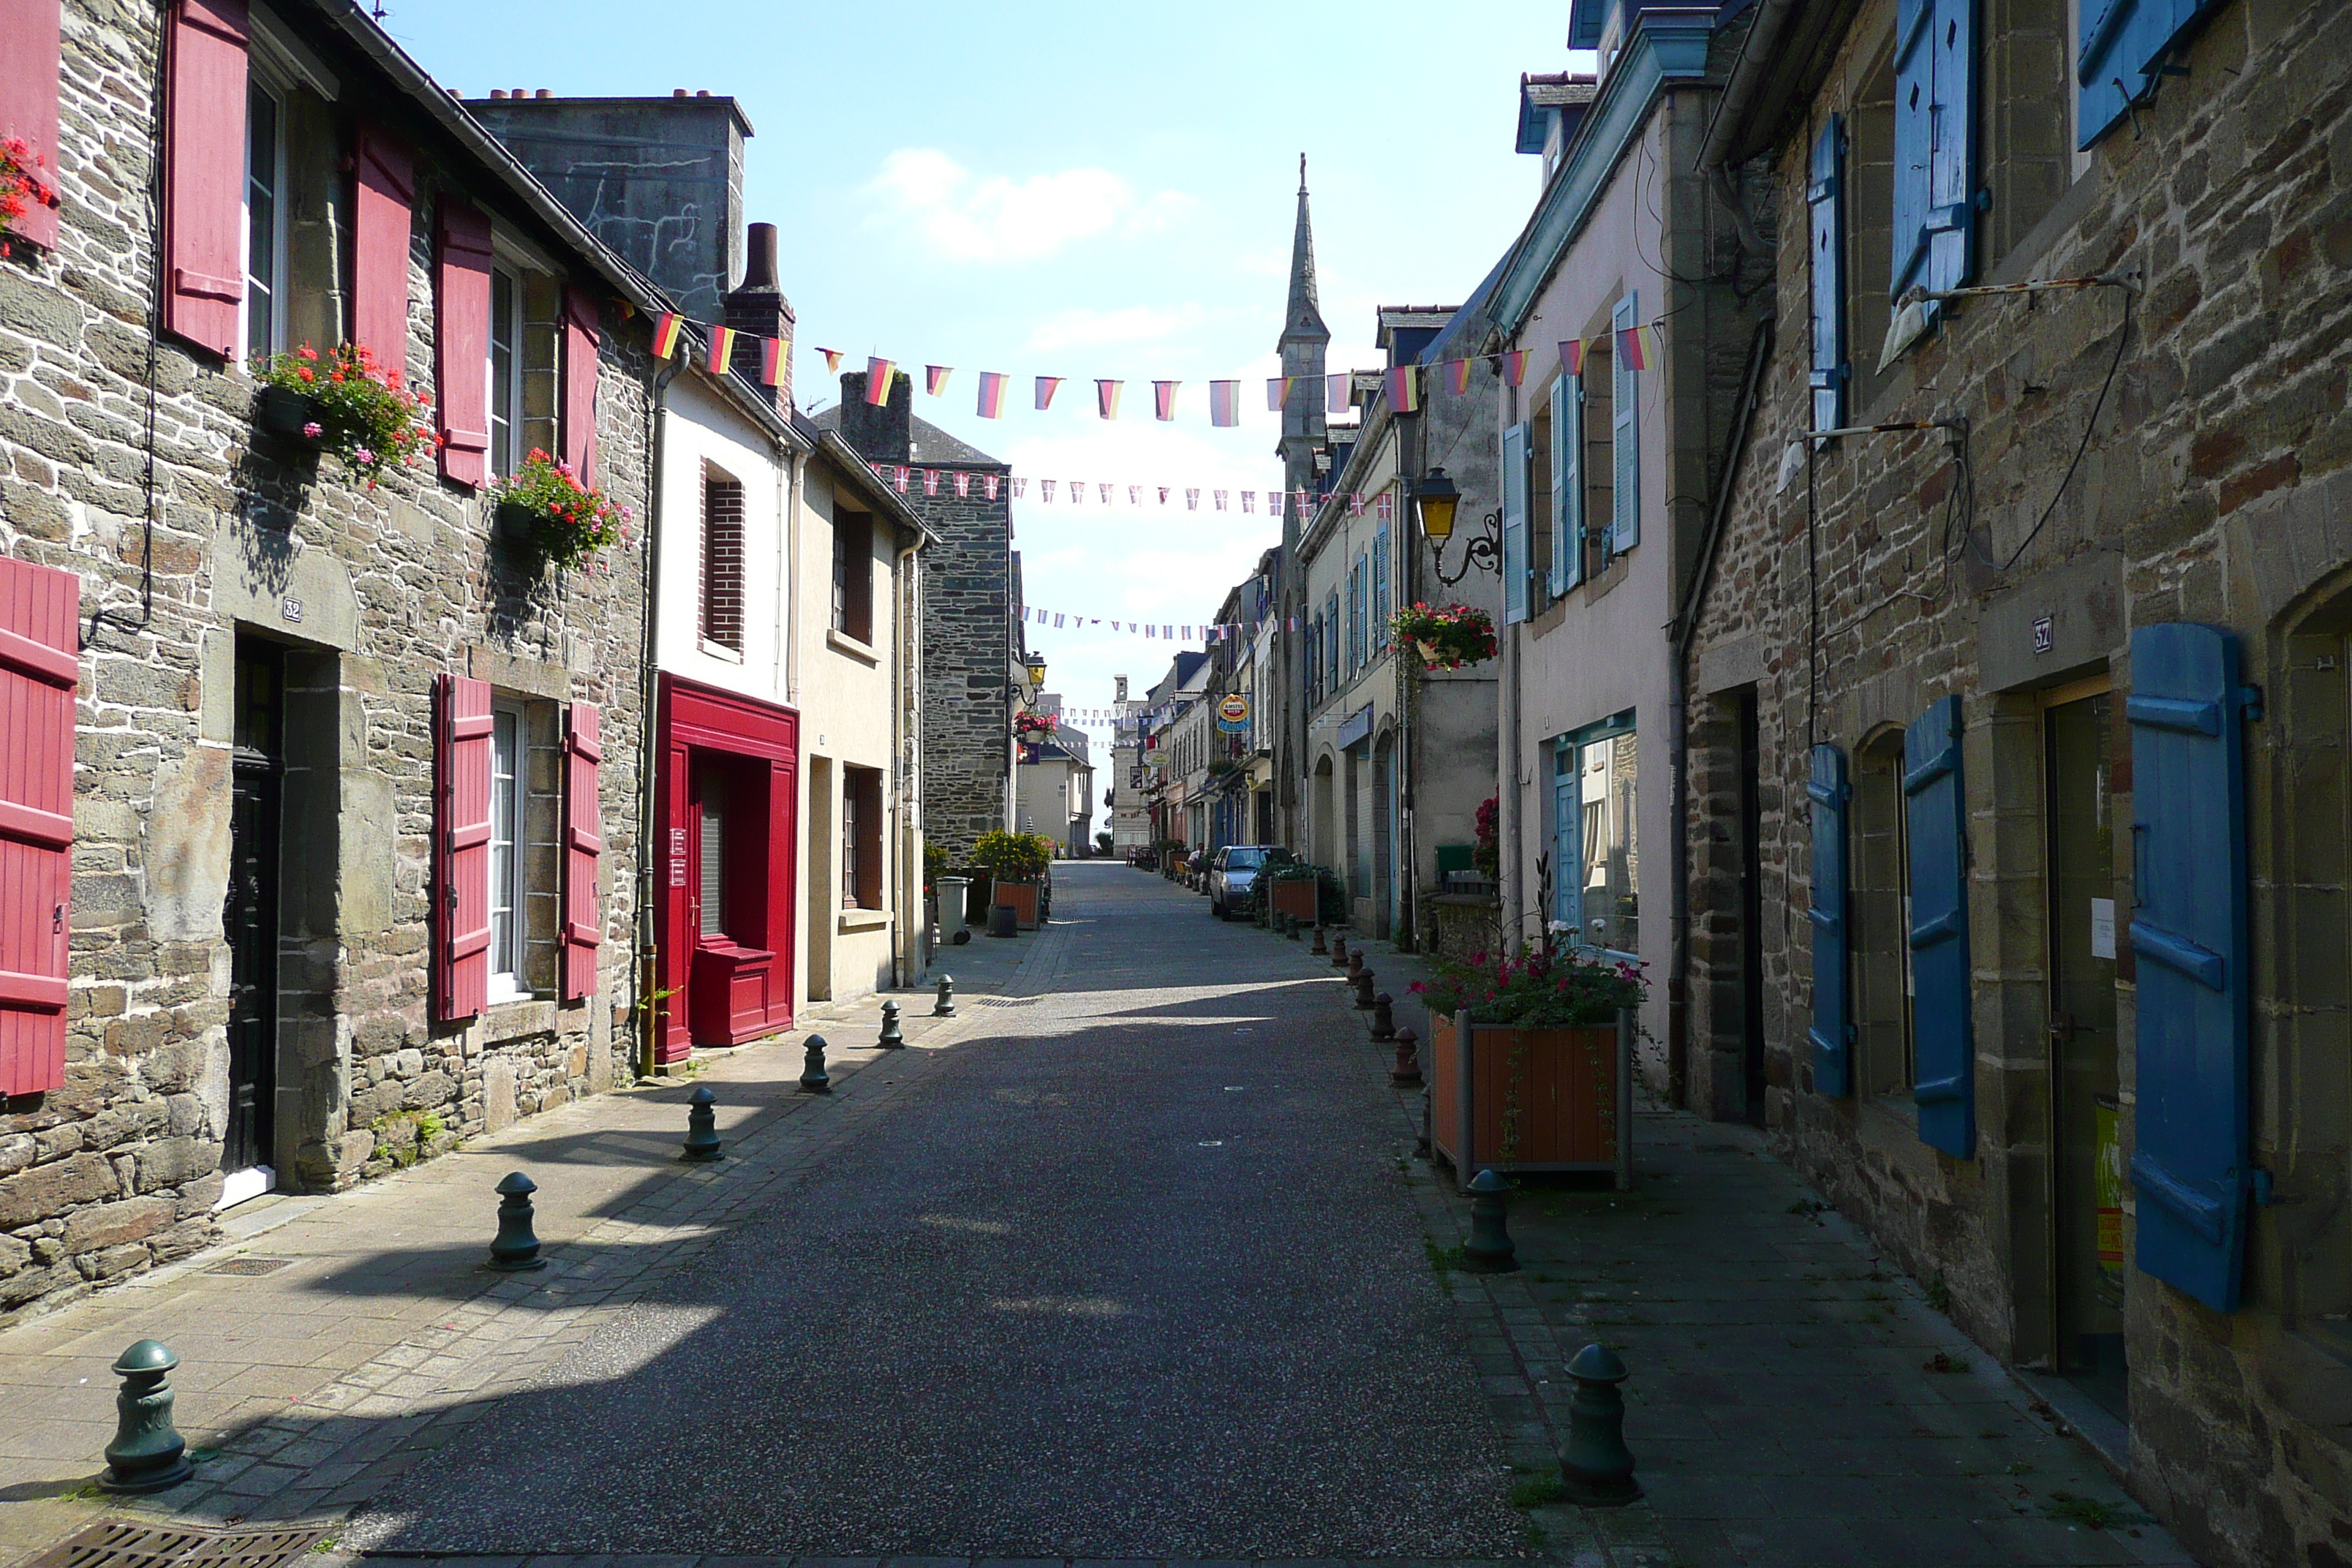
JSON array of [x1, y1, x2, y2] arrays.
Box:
[[1390, 1025, 1423, 1086], [1284, 913, 1301, 941], [878, 1000, 905, 1049], [1311, 924, 1328, 955], [1558, 1343, 1641, 1504], [1330, 933, 1349, 968], [1345, 947, 1365, 981], [488, 1171, 546, 1271], [1369, 991, 1397, 1040], [100, 1340, 193, 1493], [799, 1035, 832, 1094], [1460, 1168, 1520, 1273], [1417, 1085, 1433, 1158], [932, 973, 957, 1017], [1352, 968, 1377, 1009], [681, 1085, 723, 1161]]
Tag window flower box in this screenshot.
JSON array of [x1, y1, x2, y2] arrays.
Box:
[[251, 343, 434, 487], [487, 450, 630, 573]]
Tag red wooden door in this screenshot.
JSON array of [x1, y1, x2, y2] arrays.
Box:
[[0, 558, 77, 1095]]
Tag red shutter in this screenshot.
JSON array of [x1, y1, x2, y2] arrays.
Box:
[[432, 673, 492, 1023], [0, 0, 64, 252], [562, 284, 601, 485], [0, 558, 78, 1096], [560, 701, 602, 1000], [159, 0, 248, 358], [434, 199, 493, 487], [351, 127, 414, 370]]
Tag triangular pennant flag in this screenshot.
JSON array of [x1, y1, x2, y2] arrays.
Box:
[[1349, 493, 1365, 516], [1186, 488, 1199, 510], [1376, 491, 1394, 522], [1098, 483, 1112, 505], [1040, 479, 1056, 502], [1096, 379, 1123, 419], [954, 471, 970, 498], [1615, 325, 1646, 372], [1447, 358, 1473, 396], [1153, 380, 1179, 421], [1158, 486, 1170, 505], [1560, 339, 1583, 377], [818, 347, 843, 374], [1036, 376, 1063, 410], [1010, 475, 1026, 498], [925, 364, 951, 396], [1209, 380, 1240, 428], [1214, 490, 1228, 510], [1128, 485, 1141, 506], [891, 465, 909, 492], [864, 358, 895, 404], [1501, 348, 1529, 388], [922, 469, 941, 497], [1241, 491, 1255, 513]]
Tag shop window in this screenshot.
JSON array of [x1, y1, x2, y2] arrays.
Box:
[[842, 766, 883, 910], [1851, 727, 1916, 1104], [702, 465, 746, 652], [832, 508, 873, 644], [1555, 716, 1637, 954]]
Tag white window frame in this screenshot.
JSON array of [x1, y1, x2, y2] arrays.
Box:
[[487, 702, 529, 1002], [241, 75, 288, 366], [487, 264, 523, 480]]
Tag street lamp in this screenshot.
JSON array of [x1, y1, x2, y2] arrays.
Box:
[[1025, 652, 1047, 690], [1416, 466, 1501, 587]]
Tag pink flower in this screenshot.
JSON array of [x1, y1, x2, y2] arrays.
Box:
[[302, 421, 322, 438], [353, 445, 375, 465]]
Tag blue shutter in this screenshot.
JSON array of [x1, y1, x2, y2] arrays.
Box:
[[1809, 116, 1847, 435], [1501, 420, 1530, 624], [1904, 694, 1974, 1158], [1372, 523, 1390, 651], [1326, 592, 1339, 687], [1553, 742, 1579, 929], [1893, 0, 1977, 304], [1549, 374, 1580, 595], [1808, 744, 1854, 1097], [1610, 293, 1639, 554], [2078, 0, 2167, 146], [1352, 556, 1368, 668], [2127, 622, 2253, 1313]]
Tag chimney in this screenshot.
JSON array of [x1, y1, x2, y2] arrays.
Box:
[[723, 221, 794, 415], [837, 369, 911, 467]]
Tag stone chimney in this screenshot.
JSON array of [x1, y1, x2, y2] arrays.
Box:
[[836, 369, 911, 466], [723, 222, 793, 414]]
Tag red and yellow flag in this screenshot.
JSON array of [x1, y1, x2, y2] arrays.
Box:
[[705, 326, 737, 374], [650, 312, 684, 360]]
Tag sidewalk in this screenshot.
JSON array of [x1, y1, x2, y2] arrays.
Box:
[[0, 917, 1049, 1563], [1321, 923, 2195, 1568]]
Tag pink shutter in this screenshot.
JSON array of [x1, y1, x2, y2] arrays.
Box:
[[434, 199, 493, 486], [560, 701, 602, 1000], [432, 673, 492, 1022], [0, 0, 64, 251], [351, 127, 414, 369], [0, 558, 78, 1096], [562, 284, 601, 485], [159, 0, 248, 358]]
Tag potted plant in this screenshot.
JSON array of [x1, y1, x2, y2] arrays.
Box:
[[1, 135, 59, 259], [487, 448, 630, 573], [1390, 601, 1499, 671], [251, 343, 437, 487], [1014, 712, 1058, 739], [1263, 860, 1323, 923], [1413, 946, 1646, 1191], [972, 829, 1052, 930]]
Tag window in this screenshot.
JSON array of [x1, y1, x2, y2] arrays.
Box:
[[701, 465, 746, 652], [1527, 402, 1554, 607], [843, 766, 883, 909], [488, 704, 527, 999], [1581, 338, 1616, 568], [1349, 557, 1367, 671], [1556, 717, 1637, 954], [1852, 730, 1915, 1101], [1844, 51, 1900, 418], [489, 265, 520, 477], [1324, 591, 1340, 689], [696, 766, 727, 938], [243, 79, 285, 363], [832, 508, 873, 644], [1372, 523, 1392, 648], [484, 250, 561, 482]]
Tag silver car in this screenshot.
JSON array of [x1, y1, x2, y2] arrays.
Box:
[[1207, 845, 1292, 920]]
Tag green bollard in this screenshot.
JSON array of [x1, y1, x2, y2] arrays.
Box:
[[100, 1340, 193, 1493], [878, 1000, 905, 1049], [932, 973, 957, 1017], [681, 1085, 723, 1161], [1558, 1342, 1641, 1504], [799, 1035, 832, 1095], [487, 1172, 546, 1271], [1460, 1168, 1520, 1273]]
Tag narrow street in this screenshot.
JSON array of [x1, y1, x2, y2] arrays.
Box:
[[0, 866, 2186, 1567]]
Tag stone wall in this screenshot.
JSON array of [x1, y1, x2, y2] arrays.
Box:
[[0, 0, 652, 1322], [1681, 1, 2352, 1561]]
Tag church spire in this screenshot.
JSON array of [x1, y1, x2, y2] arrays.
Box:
[[1283, 154, 1328, 345]]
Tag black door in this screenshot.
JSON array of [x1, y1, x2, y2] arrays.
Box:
[[1739, 692, 1767, 1126], [225, 644, 283, 1175]]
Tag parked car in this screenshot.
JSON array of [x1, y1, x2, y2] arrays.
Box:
[[1208, 845, 1294, 919]]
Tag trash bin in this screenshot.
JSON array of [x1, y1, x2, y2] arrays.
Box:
[[987, 903, 1019, 938], [935, 876, 970, 936]]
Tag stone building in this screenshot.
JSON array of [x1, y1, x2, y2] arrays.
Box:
[[1678, 0, 2352, 1560], [0, 0, 671, 1317], [816, 373, 1013, 863]]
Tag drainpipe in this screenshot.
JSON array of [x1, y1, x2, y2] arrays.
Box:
[[636, 355, 682, 1080]]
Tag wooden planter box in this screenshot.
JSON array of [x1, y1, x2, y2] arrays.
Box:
[[1269, 878, 1319, 921], [994, 878, 1041, 930], [1429, 1009, 1632, 1192]]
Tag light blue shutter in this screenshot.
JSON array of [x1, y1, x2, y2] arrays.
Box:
[[1610, 293, 1639, 554], [1893, 0, 1978, 304], [1904, 694, 1974, 1158], [1325, 592, 1339, 687], [1501, 421, 1529, 624], [1553, 742, 1579, 929], [2127, 622, 2253, 1313], [1549, 374, 1580, 595], [1809, 117, 1847, 435], [2078, 0, 2166, 146], [1808, 745, 1854, 1096], [1372, 523, 1390, 650], [1352, 556, 1367, 668]]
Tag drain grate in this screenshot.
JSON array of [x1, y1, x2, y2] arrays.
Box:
[[204, 1257, 293, 1276], [23, 1522, 329, 1568]]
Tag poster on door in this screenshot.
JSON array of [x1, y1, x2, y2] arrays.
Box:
[[2094, 1098, 2125, 1289]]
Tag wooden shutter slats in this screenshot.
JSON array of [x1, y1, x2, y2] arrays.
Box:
[[434, 199, 494, 487], [1499, 421, 1528, 625], [0, 557, 77, 1097], [0, 0, 64, 251], [1902, 693, 1974, 1158], [1806, 744, 1853, 1098], [161, 0, 249, 358], [560, 701, 600, 1000], [562, 284, 600, 484], [351, 127, 414, 369], [1610, 292, 1640, 554], [1809, 116, 1846, 435], [432, 673, 492, 1022]]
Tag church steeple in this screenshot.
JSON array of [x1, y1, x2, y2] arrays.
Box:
[[1282, 154, 1329, 347], [1277, 156, 1328, 494]]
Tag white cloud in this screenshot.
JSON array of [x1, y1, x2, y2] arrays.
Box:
[[861, 149, 1194, 265]]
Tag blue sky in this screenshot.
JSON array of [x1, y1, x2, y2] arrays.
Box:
[[381, 1, 1586, 749]]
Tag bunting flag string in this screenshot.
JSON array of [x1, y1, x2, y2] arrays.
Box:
[[851, 453, 1427, 527], [1011, 601, 1289, 647]]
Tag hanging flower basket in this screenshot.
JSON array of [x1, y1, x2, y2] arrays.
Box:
[[486, 449, 630, 573], [1391, 601, 1499, 670], [250, 343, 434, 488], [1014, 712, 1058, 738]]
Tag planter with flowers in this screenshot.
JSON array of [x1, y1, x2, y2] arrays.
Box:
[[1013, 712, 1058, 739], [487, 449, 630, 573], [1, 135, 59, 259], [250, 344, 435, 488], [1413, 946, 1644, 1190], [972, 829, 1054, 930], [1392, 601, 1499, 671]]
